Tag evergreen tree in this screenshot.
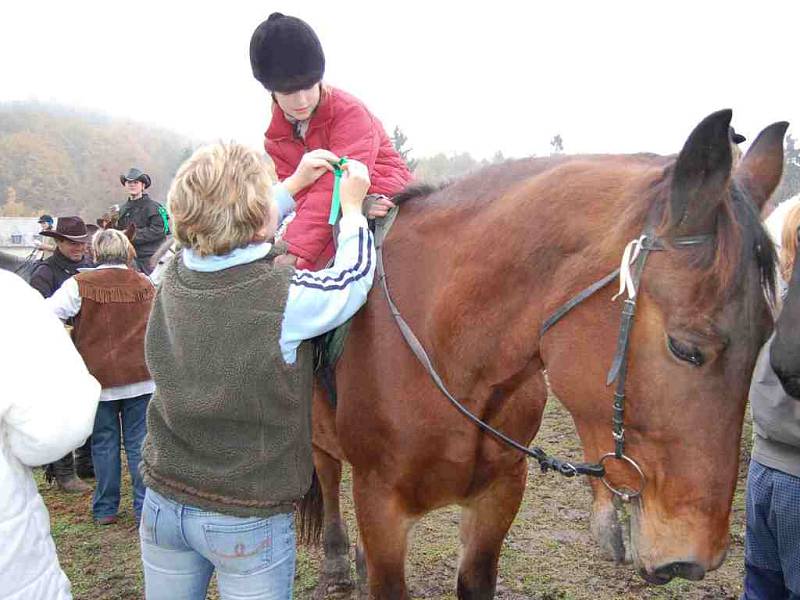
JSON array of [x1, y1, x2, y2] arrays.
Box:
[[391, 126, 418, 171], [550, 134, 564, 155]]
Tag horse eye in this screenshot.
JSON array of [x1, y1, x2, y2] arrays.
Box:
[[667, 336, 705, 367]]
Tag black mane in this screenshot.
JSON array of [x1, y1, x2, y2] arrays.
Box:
[[392, 182, 449, 206]]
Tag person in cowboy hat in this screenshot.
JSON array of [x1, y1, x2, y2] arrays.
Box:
[[115, 168, 168, 274], [28, 216, 96, 493], [250, 12, 412, 271]]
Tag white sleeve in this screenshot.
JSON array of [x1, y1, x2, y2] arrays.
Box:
[[279, 213, 375, 364], [43, 276, 81, 320], [273, 183, 296, 225], [0, 271, 100, 467]]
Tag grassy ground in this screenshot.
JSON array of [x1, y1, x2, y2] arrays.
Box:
[[43, 397, 751, 599]]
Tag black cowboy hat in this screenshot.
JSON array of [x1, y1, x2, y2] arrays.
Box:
[[40, 216, 93, 243], [120, 167, 152, 189]]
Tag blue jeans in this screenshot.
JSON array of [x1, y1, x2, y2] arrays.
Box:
[[91, 394, 150, 520], [742, 460, 800, 599], [139, 488, 295, 600]]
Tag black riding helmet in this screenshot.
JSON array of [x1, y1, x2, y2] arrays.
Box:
[[249, 12, 325, 93]]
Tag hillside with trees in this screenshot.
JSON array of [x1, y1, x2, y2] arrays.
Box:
[[0, 102, 192, 220], [3, 107, 799, 222]]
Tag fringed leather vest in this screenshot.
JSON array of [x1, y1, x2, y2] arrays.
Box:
[[72, 267, 155, 388]]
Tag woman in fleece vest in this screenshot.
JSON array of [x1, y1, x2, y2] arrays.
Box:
[[46, 228, 156, 526], [139, 142, 375, 600]]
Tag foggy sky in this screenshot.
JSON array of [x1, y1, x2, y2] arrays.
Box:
[[1, 1, 798, 159]]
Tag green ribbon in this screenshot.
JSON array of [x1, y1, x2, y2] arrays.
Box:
[[328, 157, 348, 225]]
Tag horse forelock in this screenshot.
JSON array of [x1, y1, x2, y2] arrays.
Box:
[[716, 183, 777, 307], [648, 163, 778, 312]]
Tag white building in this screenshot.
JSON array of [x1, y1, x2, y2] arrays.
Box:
[[0, 217, 40, 258]]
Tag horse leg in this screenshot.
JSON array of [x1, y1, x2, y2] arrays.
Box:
[[312, 445, 353, 598], [456, 462, 527, 600], [352, 471, 416, 600]]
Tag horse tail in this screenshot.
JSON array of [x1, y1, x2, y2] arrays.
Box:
[[297, 469, 324, 546]]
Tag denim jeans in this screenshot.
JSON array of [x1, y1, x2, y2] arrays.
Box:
[[139, 488, 295, 600], [742, 460, 800, 599], [91, 394, 150, 520]]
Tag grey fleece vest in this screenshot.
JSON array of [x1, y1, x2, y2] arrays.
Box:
[[750, 335, 800, 478], [141, 249, 314, 517]]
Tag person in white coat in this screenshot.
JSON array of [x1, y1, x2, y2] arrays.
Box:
[[0, 270, 100, 600]]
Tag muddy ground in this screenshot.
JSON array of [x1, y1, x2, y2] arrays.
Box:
[[43, 397, 749, 599]]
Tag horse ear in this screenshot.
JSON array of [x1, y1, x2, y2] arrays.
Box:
[[668, 109, 733, 235], [734, 121, 789, 211]]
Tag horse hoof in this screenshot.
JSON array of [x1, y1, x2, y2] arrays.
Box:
[[313, 576, 355, 600]]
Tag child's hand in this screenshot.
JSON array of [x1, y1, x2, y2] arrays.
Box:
[[366, 196, 396, 219], [340, 160, 371, 216], [284, 149, 339, 195]]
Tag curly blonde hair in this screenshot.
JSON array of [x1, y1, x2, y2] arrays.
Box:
[[780, 203, 800, 282], [168, 143, 276, 257]]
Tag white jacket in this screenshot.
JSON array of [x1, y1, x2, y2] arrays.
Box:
[[0, 270, 100, 600]]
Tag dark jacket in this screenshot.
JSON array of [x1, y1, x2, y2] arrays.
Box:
[[141, 248, 314, 517], [750, 335, 800, 477], [29, 250, 92, 298], [117, 194, 168, 261]]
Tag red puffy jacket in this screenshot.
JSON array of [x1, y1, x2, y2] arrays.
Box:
[[265, 86, 413, 270]]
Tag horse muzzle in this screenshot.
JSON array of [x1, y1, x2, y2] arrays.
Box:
[[639, 561, 706, 585]]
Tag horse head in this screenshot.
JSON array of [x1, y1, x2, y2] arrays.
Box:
[[545, 110, 786, 584]]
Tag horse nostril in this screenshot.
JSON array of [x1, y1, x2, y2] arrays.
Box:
[[653, 561, 706, 582]]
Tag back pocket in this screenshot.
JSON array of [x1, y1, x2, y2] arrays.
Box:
[[203, 519, 273, 575]]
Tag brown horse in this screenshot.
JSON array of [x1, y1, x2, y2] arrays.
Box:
[[310, 110, 787, 599]]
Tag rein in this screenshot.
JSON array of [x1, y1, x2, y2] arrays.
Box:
[[374, 209, 711, 500]]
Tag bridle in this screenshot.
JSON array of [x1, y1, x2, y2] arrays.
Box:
[[539, 227, 711, 501], [375, 211, 712, 503]]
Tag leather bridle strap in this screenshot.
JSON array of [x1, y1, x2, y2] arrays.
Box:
[[539, 230, 712, 499], [540, 268, 621, 337], [374, 210, 604, 478]]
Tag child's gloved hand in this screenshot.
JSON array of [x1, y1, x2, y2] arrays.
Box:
[[284, 149, 340, 195], [339, 160, 371, 216]]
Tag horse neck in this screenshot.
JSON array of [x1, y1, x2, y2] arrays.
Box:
[[0, 249, 26, 271], [387, 159, 667, 388]]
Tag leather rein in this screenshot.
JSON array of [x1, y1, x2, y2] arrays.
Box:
[[374, 210, 711, 502]]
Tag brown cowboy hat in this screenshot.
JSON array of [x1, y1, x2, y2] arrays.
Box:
[[40, 216, 93, 243]]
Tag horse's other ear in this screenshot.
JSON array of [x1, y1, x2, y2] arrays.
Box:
[[668, 109, 733, 235], [734, 121, 789, 211]]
